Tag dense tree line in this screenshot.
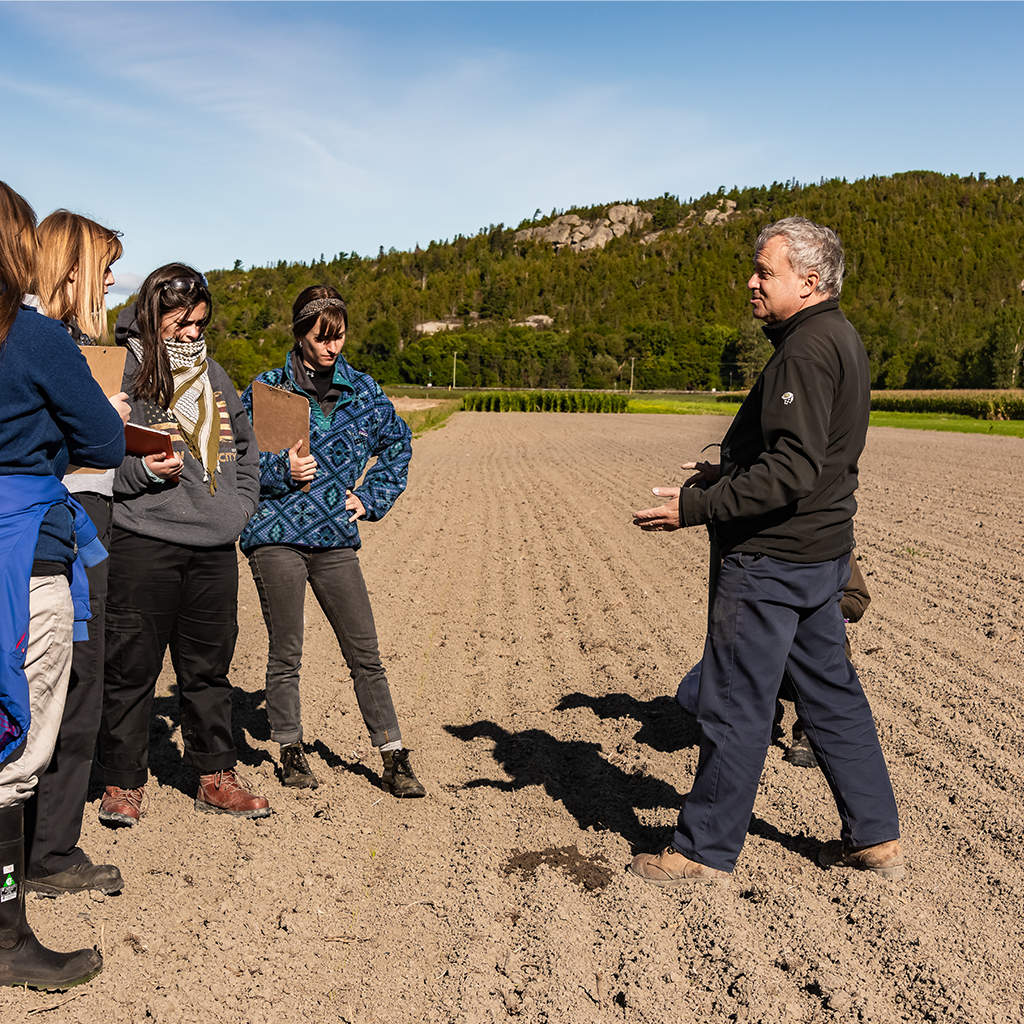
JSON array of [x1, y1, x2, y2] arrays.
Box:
[[111, 172, 1024, 391]]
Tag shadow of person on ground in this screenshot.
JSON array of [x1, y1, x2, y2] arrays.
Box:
[[445, 719, 689, 852], [230, 686, 274, 769], [310, 739, 381, 789], [747, 814, 824, 865], [555, 692, 700, 753], [552, 692, 822, 866]]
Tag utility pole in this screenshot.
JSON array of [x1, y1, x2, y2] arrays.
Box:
[[630, 357, 635, 393], [451, 351, 458, 390]]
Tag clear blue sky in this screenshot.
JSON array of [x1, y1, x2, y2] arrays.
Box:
[[3, 1, 1020, 301]]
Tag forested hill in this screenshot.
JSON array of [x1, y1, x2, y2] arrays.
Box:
[[117, 172, 1024, 391]]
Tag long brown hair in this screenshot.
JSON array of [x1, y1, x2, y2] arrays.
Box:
[[130, 263, 212, 408], [35, 210, 123, 341], [0, 181, 38, 346]]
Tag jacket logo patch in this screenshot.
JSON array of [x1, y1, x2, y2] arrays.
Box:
[[781, 392, 794, 405]]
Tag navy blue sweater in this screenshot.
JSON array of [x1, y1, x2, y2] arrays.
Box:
[[0, 306, 126, 565]]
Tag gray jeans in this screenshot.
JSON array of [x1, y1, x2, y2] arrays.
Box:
[[247, 545, 401, 748]]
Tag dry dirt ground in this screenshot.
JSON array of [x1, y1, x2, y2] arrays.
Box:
[[4, 412, 1024, 1024]]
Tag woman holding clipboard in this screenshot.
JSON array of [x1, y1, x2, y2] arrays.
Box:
[[0, 182, 127, 988], [96, 264, 269, 826], [22, 210, 128, 899], [240, 285, 424, 797]]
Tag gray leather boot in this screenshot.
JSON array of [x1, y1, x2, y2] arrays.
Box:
[[0, 805, 102, 989]]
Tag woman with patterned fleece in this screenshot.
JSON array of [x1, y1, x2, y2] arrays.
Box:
[[240, 284, 423, 797]]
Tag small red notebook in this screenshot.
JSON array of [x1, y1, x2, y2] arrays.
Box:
[[124, 423, 174, 459]]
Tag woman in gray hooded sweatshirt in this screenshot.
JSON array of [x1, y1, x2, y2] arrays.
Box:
[[96, 264, 269, 826]]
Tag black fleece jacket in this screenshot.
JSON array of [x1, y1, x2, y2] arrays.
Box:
[[679, 300, 869, 563]]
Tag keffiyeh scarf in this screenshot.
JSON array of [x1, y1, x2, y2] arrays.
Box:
[[129, 334, 220, 493]]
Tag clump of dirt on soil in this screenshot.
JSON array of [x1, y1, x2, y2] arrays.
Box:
[[503, 845, 614, 891]]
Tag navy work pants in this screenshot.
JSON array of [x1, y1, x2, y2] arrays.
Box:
[[673, 552, 900, 873]]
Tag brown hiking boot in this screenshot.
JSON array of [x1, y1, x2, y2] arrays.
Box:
[[628, 847, 731, 888], [818, 839, 905, 880], [381, 748, 425, 798], [195, 771, 272, 818], [98, 786, 147, 828]]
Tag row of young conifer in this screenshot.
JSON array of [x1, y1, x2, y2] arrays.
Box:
[[461, 391, 630, 413]]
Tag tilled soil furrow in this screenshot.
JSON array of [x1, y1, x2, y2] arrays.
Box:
[[7, 414, 1024, 1024]]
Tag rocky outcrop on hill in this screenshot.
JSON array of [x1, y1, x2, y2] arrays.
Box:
[[416, 313, 555, 334], [517, 199, 752, 253], [640, 199, 746, 245], [512, 314, 554, 329], [703, 198, 738, 224], [515, 204, 652, 252], [415, 320, 459, 335]]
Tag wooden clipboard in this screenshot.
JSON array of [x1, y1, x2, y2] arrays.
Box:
[[251, 380, 311, 492], [67, 346, 128, 476]]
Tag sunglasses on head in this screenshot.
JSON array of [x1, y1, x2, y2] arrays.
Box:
[[161, 273, 208, 294]]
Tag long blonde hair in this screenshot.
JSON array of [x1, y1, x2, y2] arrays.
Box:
[[34, 210, 123, 341], [0, 180, 38, 345]]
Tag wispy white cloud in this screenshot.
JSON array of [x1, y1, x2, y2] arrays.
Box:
[[108, 271, 143, 298], [5, 0, 1023, 283]]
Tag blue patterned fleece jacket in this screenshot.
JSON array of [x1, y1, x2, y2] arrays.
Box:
[[238, 352, 411, 554]]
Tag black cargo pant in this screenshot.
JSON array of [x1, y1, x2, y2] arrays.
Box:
[[25, 492, 110, 877], [98, 528, 239, 789]]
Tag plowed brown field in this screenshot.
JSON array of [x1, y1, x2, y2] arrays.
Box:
[[4, 412, 1023, 1024]]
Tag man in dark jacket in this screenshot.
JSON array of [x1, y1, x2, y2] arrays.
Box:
[[629, 217, 903, 886]]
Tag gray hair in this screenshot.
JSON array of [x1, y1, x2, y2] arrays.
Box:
[[755, 217, 845, 299]]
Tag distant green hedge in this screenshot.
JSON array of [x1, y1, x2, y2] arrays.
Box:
[[462, 391, 629, 413], [871, 390, 1024, 420]]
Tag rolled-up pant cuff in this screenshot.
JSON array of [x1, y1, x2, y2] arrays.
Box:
[[184, 749, 238, 775], [369, 728, 401, 748], [98, 765, 149, 790]]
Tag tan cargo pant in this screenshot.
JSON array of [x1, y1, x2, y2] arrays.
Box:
[[0, 576, 73, 807]]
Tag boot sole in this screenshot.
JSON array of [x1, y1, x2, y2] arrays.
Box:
[[0, 961, 103, 991], [384, 782, 426, 798], [25, 881, 123, 897], [821, 860, 906, 881], [282, 777, 319, 789], [97, 812, 137, 827], [194, 800, 272, 818]]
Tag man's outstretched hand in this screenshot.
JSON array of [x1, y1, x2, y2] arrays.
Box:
[[633, 487, 682, 531]]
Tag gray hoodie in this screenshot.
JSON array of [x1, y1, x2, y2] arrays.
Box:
[[112, 304, 259, 548]]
